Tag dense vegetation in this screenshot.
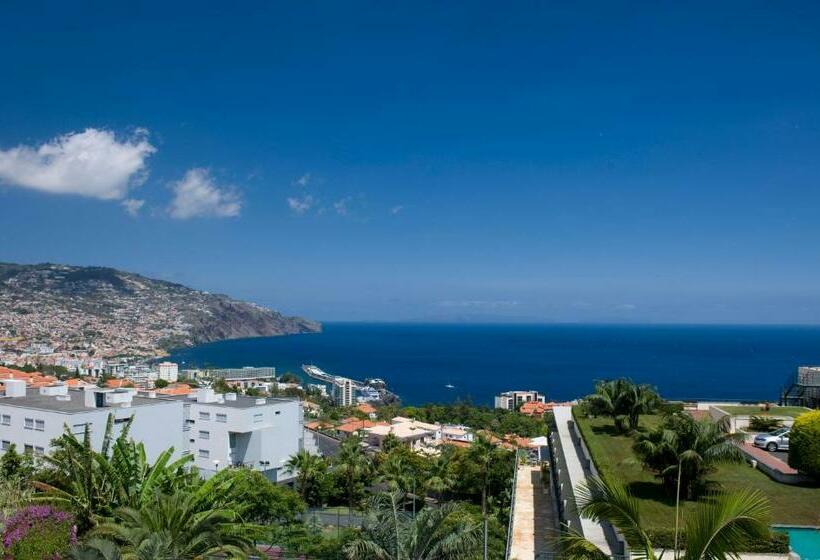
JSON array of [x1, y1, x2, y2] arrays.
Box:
[[0, 406, 518, 559], [788, 409, 820, 477]]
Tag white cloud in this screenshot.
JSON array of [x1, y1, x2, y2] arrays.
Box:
[[122, 198, 145, 216], [0, 128, 155, 200], [287, 194, 315, 215], [390, 205, 404, 215], [334, 197, 351, 216], [168, 168, 241, 219], [294, 173, 311, 187]]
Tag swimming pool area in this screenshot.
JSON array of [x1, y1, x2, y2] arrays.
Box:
[[775, 527, 820, 560]]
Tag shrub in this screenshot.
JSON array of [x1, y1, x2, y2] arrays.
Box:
[[645, 528, 789, 553], [788, 410, 820, 477], [749, 415, 783, 432], [1, 505, 76, 560]]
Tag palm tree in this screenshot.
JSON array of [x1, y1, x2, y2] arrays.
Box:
[[378, 450, 415, 494], [424, 447, 456, 499], [334, 436, 373, 514], [285, 450, 328, 506], [68, 539, 123, 560], [585, 379, 659, 432], [561, 476, 771, 560], [467, 435, 495, 560], [92, 491, 254, 560], [634, 413, 744, 498], [634, 413, 744, 553], [344, 491, 481, 560]]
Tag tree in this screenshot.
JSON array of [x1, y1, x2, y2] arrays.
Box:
[[584, 378, 659, 432], [334, 436, 373, 512], [153, 379, 169, 389], [285, 450, 328, 507], [424, 447, 456, 499], [203, 468, 305, 524], [344, 491, 481, 560], [788, 410, 820, 477], [561, 476, 771, 560], [92, 490, 254, 560], [0, 442, 36, 479], [279, 372, 301, 384], [634, 413, 743, 499]]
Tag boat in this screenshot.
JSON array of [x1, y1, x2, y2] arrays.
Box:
[[445, 383, 455, 389]]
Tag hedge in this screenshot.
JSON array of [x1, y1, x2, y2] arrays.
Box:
[[789, 409, 820, 477], [646, 529, 789, 553]]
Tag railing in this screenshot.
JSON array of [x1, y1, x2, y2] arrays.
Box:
[[504, 448, 526, 560]]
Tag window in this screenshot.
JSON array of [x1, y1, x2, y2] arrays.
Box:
[[24, 418, 34, 430], [199, 430, 210, 440], [198, 449, 209, 459], [34, 446, 45, 456], [24, 444, 34, 455], [1, 415, 10, 426], [72, 423, 88, 435], [1, 440, 10, 451], [35, 420, 45, 432], [216, 413, 227, 423], [199, 412, 210, 421], [275, 411, 281, 415], [253, 413, 263, 423]]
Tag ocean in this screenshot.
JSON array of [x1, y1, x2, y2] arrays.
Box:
[[167, 323, 820, 406]]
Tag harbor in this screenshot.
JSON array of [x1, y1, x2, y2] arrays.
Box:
[[302, 363, 399, 404]]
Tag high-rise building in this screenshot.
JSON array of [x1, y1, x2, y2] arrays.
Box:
[[157, 361, 179, 382], [332, 377, 355, 407]]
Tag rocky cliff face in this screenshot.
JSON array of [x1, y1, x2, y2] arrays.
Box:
[[0, 262, 321, 357]]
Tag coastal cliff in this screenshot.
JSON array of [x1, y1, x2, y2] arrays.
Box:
[[0, 262, 321, 357]]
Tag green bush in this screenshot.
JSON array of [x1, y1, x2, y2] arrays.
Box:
[[656, 401, 685, 416], [646, 529, 789, 553], [749, 415, 783, 432], [789, 410, 820, 477]]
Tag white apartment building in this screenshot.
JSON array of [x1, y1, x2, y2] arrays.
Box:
[[157, 361, 179, 382], [0, 380, 184, 461], [164, 388, 303, 481], [0, 381, 304, 484], [494, 390, 546, 410], [332, 377, 354, 407]]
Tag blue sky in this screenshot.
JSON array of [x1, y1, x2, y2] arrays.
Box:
[[2, 2, 820, 323]]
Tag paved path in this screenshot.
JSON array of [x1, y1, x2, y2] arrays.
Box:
[[740, 442, 798, 474], [553, 406, 612, 556], [508, 464, 557, 560]]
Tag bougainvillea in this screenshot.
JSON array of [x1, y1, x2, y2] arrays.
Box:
[[1, 505, 77, 560]]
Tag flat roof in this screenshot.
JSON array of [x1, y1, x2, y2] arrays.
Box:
[[160, 393, 298, 409], [0, 388, 175, 414]]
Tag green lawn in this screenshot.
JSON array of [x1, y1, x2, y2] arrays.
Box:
[[574, 412, 820, 528], [717, 405, 811, 418]]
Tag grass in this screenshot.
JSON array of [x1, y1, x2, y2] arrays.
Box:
[[717, 405, 811, 418], [574, 412, 820, 528]]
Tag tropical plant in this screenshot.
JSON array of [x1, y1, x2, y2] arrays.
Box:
[[344, 491, 481, 560], [68, 538, 123, 560], [92, 490, 254, 560], [584, 378, 659, 432], [0, 476, 33, 528], [424, 447, 456, 498], [334, 436, 374, 512], [748, 416, 783, 432], [561, 476, 772, 560], [634, 413, 743, 499], [788, 409, 820, 477], [285, 450, 329, 507], [0, 442, 37, 479], [34, 414, 196, 530]]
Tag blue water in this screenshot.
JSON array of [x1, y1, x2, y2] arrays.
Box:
[[167, 323, 820, 406], [776, 528, 820, 560]]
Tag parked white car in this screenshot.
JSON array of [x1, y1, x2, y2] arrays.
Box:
[[753, 427, 790, 452]]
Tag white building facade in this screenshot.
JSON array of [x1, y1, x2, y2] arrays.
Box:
[[494, 390, 546, 410], [157, 362, 179, 383]]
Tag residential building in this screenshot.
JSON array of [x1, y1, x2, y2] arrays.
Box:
[[0, 380, 184, 462], [201, 367, 276, 383], [332, 377, 355, 407], [364, 416, 442, 450], [494, 390, 546, 410], [157, 361, 179, 382], [163, 388, 303, 481]]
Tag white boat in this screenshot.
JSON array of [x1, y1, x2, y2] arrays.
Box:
[[445, 383, 455, 389]]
